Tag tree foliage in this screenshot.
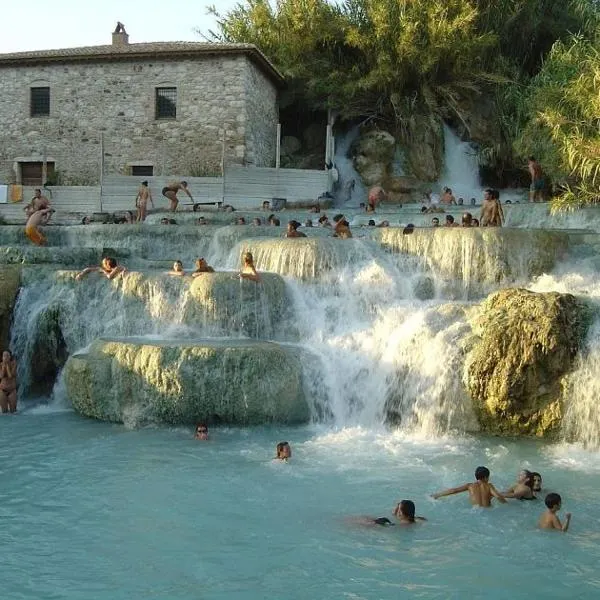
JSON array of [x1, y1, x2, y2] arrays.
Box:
[[204, 1, 600, 206]]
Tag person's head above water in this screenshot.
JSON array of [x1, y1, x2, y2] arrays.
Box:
[[545, 492, 561, 510], [475, 466, 490, 481], [102, 257, 117, 270], [276, 441, 291, 460], [394, 500, 416, 522], [531, 472, 543, 492], [195, 423, 208, 440], [243, 252, 254, 267], [172, 260, 183, 272]]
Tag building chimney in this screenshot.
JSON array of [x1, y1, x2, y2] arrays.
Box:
[[112, 22, 129, 46]]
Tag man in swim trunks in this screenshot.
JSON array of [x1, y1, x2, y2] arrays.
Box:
[[480, 189, 504, 227], [135, 181, 154, 222], [25, 207, 53, 245], [528, 156, 544, 203], [431, 466, 507, 507], [0, 349, 17, 413], [162, 181, 193, 212]]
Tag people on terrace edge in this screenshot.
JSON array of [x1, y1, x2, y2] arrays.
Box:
[[76, 257, 125, 280], [431, 466, 507, 507], [25, 207, 53, 246], [162, 181, 193, 212], [528, 156, 545, 203], [0, 349, 17, 413], [240, 252, 260, 282], [135, 180, 154, 222]]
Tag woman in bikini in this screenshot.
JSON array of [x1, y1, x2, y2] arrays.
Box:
[[0, 350, 18, 413]]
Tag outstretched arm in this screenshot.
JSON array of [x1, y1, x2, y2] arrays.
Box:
[[490, 484, 507, 504], [75, 266, 99, 280], [432, 483, 470, 500]]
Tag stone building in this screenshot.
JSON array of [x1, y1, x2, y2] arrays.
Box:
[[0, 25, 283, 185]]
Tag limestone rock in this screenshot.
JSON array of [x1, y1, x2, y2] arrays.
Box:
[[281, 135, 302, 156], [64, 338, 310, 426], [0, 265, 21, 350], [399, 114, 443, 181], [351, 130, 396, 186], [465, 288, 590, 436]]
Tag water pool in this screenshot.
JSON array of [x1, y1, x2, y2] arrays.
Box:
[[3, 409, 599, 600]]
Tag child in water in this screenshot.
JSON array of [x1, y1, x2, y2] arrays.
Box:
[[393, 500, 426, 525], [539, 493, 571, 532], [275, 441, 291, 461], [432, 466, 507, 507]]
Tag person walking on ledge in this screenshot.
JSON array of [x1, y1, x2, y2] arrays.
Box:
[[162, 181, 193, 212]]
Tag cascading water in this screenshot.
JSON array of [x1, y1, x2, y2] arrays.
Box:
[[332, 125, 368, 206]]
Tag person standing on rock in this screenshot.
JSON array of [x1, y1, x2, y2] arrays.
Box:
[[480, 189, 504, 227], [0, 350, 17, 413], [528, 157, 545, 203], [161, 181, 193, 212], [368, 186, 385, 211], [135, 181, 153, 222]]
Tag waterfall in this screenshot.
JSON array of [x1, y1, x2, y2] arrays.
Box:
[[333, 125, 368, 205]]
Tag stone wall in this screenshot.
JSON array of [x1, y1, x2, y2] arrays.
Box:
[[0, 55, 279, 184], [244, 61, 278, 167]]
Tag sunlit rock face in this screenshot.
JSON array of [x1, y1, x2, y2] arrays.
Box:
[[64, 338, 309, 427]]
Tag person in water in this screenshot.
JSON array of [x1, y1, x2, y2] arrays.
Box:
[[168, 260, 185, 276], [76, 257, 125, 280], [0, 349, 17, 413], [275, 441, 291, 461], [432, 466, 507, 507], [161, 181, 193, 212], [135, 180, 154, 222], [531, 472, 543, 493], [393, 500, 427, 524], [240, 252, 260, 282], [503, 470, 536, 500], [194, 423, 208, 440], [539, 493, 571, 532], [480, 188, 504, 227], [25, 207, 53, 246], [192, 257, 215, 277], [333, 214, 352, 239], [286, 220, 306, 238]]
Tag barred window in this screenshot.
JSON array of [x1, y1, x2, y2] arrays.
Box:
[[155, 87, 177, 119], [31, 87, 50, 116]]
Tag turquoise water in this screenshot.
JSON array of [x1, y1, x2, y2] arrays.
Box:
[[3, 409, 600, 600]]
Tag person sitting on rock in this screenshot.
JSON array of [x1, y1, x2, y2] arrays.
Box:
[[192, 258, 215, 277], [168, 260, 185, 277], [240, 252, 260, 282], [286, 220, 306, 238], [275, 441, 291, 461], [76, 256, 125, 281], [333, 214, 352, 239], [195, 423, 209, 440]]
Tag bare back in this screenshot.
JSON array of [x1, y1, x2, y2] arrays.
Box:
[[468, 481, 494, 507]]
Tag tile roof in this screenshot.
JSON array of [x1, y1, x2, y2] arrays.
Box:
[[0, 42, 284, 87]]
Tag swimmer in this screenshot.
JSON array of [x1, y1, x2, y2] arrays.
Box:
[[236, 217, 247, 225], [461, 212, 473, 227], [192, 257, 215, 277], [531, 472, 543, 492], [262, 200, 270, 211], [196, 216, 208, 225], [432, 466, 507, 507], [76, 256, 125, 280], [431, 217, 440, 227], [393, 500, 427, 524], [318, 214, 331, 228], [402, 223, 414, 234], [444, 215, 459, 228], [161, 180, 193, 212], [135, 180, 154, 222], [240, 251, 260, 282], [503, 470, 536, 500], [275, 441, 291, 461], [0, 349, 18, 413], [195, 423, 209, 440], [539, 493, 571, 532], [168, 260, 185, 276], [25, 207, 53, 246], [333, 214, 352, 239], [252, 217, 262, 226], [286, 220, 307, 238], [81, 216, 92, 225]]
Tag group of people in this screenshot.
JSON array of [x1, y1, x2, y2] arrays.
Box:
[[75, 251, 261, 284], [134, 180, 194, 221]]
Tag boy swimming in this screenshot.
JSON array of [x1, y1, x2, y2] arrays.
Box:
[[432, 466, 507, 507], [539, 493, 571, 532]]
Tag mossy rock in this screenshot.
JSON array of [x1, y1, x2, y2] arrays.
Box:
[[64, 338, 309, 427], [0, 265, 21, 350], [465, 288, 591, 437]]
